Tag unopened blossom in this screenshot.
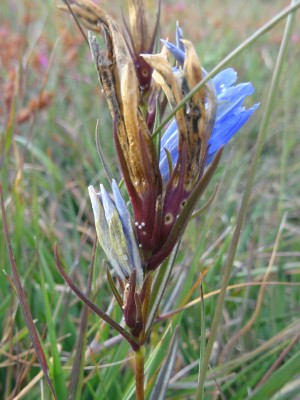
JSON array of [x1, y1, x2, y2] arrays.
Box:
[[88, 180, 143, 289]]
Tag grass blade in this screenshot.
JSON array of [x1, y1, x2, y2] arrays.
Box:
[[249, 349, 300, 399], [0, 185, 57, 399], [145, 243, 179, 336], [149, 328, 179, 400], [68, 238, 97, 400], [153, 0, 300, 137], [196, 1, 298, 396]]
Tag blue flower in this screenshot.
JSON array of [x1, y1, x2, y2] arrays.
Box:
[[159, 28, 259, 181], [89, 180, 143, 289]]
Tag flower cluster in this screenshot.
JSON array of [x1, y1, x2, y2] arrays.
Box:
[[89, 22, 258, 277], [58, 0, 258, 343], [63, 0, 258, 338]]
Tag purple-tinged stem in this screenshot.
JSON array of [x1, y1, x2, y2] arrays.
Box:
[[135, 346, 145, 400]]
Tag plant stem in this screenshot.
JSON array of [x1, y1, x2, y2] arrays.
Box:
[[135, 346, 145, 400]]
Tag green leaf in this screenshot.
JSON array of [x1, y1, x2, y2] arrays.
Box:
[[146, 243, 180, 336], [149, 328, 179, 400], [249, 350, 300, 399], [38, 247, 67, 399]]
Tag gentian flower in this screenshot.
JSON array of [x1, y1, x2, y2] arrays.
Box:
[[159, 25, 259, 180]]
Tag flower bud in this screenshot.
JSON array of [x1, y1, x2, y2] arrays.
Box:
[[89, 181, 143, 289]]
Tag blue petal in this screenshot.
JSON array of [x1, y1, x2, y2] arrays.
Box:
[[212, 68, 237, 93], [161, 39, 185, 66], [160, 119, 177, 148], [159, 69, 259, 180], [176, 22, 184, 52], [206, 103, 259, 163], [111, 180, 131, 227], [101, 183, 138, 282], [216, 82, 255, 119], [100, 184, 115, 222], [159, 141, 178, 181], [159, 120, 178, 180], [111, 180, 143, 288], [158, 31, 259, 182]]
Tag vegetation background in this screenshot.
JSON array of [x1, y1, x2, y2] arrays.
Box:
[[1, 0, 300, 399]]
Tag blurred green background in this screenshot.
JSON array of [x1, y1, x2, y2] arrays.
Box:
[[1, 1, 300, 399]]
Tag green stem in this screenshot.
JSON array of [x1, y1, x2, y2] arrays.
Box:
[[135, 347, 145, 400], [196, 1, 297, 398]]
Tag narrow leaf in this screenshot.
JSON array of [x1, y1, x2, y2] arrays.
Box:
[[38, 250, 67, 399], [249, 350, 300, 400], [0, 185, 57, 399], [68, 238, 97, 400], [149, 328, 179, 400], [106, 263, 124, 309], [54, 244, 139, 351], [145, 242, 180, 336], [191, 184, 218, 219], [95, 119, 114, 182]]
